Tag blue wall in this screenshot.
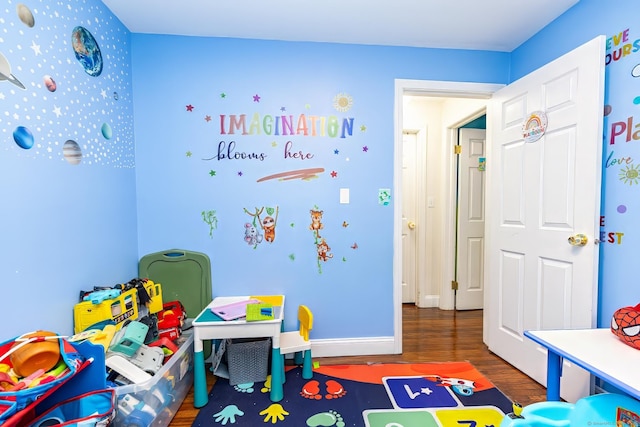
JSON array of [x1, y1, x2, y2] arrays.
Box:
[[130, 35, 509, 335], [2, 0, 634, 344], [0, 0, 137, 338], [511, 0, 640, 327]]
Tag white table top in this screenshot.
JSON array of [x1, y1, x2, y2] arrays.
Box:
[[193, 295, 285, 326], [525, 328, 640, 398]]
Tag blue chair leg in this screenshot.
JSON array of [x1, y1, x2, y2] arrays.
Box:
[[302, 349, 313, 379], [294, 351, 303, 365]]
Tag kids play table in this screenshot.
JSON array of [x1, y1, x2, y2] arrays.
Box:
[[525, 328, 640, 401], [192, 295, 285, 407]]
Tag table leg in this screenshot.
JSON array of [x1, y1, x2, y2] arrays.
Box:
[[193, 350, 208, 408], [546, 351, 562, 401], [270, 347, 283, 402]]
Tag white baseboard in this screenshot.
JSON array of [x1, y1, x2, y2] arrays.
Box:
[[310, 337, 397, 358], [421, 295, 439, 308]]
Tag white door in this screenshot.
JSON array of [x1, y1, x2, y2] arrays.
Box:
[[456, 128, 486, 310], [485, 36, 605, 403], [402, 131, 418, 303]]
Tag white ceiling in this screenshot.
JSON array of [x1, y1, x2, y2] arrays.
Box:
[[101, 0, 578, 52]]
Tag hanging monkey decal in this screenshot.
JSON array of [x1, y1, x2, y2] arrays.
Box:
[[258, 206, 279, 243]]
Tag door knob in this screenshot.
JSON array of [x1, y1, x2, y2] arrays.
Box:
[[407, 221, 416, 230], [567, 233, 588, 246]]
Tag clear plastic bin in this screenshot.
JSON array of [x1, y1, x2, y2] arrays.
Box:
[[112, 332, 193, 427]]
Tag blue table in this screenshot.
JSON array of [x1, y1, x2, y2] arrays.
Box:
[[192, 295, 285, 407]]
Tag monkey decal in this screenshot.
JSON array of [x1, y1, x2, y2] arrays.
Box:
[[257, 206, 279, 243], [317, 238, 333, 262]]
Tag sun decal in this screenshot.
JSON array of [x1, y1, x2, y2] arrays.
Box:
[[333, 93, 353, 112], [619, 164, 640, 185]]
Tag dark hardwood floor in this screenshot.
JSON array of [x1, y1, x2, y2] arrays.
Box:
[[169, 304, 547, 426]]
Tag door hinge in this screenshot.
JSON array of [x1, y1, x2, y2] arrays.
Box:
[[451, 280, 459, 290], [454, 145, 462, 155]]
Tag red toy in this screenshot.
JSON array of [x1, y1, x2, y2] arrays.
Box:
[[148, 337, 179, 363], [156, 301, 186, 342], [611, 303, 640, 349]]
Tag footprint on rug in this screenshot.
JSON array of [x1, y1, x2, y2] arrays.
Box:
[[234, 382, 254, 393], [260, 375, 272, 394], [306, 410, 345, 427], [300, 380, 322, 400], [325, 380, 347, 399]]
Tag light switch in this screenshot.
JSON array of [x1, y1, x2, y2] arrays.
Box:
[[340, 188, 350, 204]]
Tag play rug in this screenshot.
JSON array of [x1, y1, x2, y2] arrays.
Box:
[[192, 361, 515, 426]]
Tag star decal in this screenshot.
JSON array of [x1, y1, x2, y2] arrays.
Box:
[[186, 104, 194, 112], [0, 92, 5, 100], [334, 149, 339, 155], [305, 104, 311, 109], [220, 93, 226, 98], [186, 151, 192, 157], [420, 387, 433, 395], [280, 106, 286, 112], [253, 94, 261, 102], [52, 105, 62, 117], [237, 171, 243, 176], [360, 124, 367, 132], [209, 170, 216, 176], [204, 115, 212, 122], [331, 171, 337, 178], [362, 146, 369, 152], [271, 141, 277, 147], [100, 89, 107, 99], [30, 40, 41, 56]]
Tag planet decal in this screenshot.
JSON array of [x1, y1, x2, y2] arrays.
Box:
[[0, 52, 26, 90], [13, 126, 34, 149], [43, 75, 56, 92], [63, 140, 82, 165], [71, 26, 103, 77], [17, 4, 35, 28], [101, 122, 112, 139]]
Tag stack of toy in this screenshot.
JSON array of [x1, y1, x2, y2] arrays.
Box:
[[0, 330, 87, 422], [70, 278, 188, 387], [0, 331, 65, 392]]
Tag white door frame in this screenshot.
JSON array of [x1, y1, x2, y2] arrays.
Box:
[[393, 79, 504, 353]]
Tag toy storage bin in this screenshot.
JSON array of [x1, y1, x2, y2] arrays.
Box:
[[226, 338, 270, 386], [112, 331, 193, 427]]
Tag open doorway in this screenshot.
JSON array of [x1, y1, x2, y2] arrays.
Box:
[[392, 79, 504, 354]]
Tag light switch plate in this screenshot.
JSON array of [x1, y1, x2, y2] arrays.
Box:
[[340, 188, 349, 204]]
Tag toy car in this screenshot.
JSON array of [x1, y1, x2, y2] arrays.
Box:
[[157, 301, 186, 341], [424, 375, 476, 396], [116, 394, 156, 427]]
